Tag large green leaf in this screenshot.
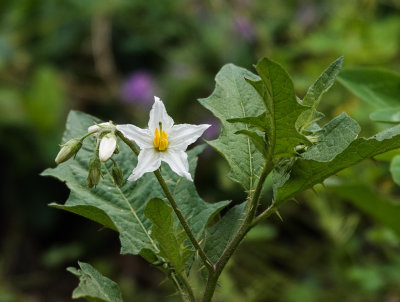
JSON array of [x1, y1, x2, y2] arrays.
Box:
[[296, 57, 344, 132], [42, 111, 229, 257], [199, 64, 265, 192], [203, 203, 246, 265], [338, 68, 400, 108], [144, 198, 194, 273], [329, 184, 400, 236], [274, 124, 400, 204], [301, 113, 361, 162], [67, 261, 123, 302]]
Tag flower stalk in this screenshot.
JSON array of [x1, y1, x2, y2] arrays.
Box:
[[117, 130, 215, 273]]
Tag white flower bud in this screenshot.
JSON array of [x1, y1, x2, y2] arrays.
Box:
[[99, 133, 117, 162], [88, 122, 115, 137], [55, 138, 82, 164]]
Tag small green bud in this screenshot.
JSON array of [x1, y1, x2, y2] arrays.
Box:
[[111, 163, 124, 187], [87, 156, 102, 188], [55, 138, 82, 164], [113, 143, 120, 154], [294, 143, 307, 154]]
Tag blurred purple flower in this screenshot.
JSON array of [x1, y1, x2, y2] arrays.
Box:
[[202, 118, 221, 141], [233, 15, 255, 42], [296, 3, 317, 29], [120, 71, 156, 106]]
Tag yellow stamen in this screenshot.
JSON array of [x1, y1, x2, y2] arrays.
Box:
[[153, 128, 168, 151]]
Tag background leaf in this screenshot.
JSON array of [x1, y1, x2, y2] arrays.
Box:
[[328, 184, 400, 236], [67, 261, 123, 302], [370, 107, 400, 123], [338, 68, 400, 108], [390, 155, 400, 185], [199, 64, 265, 192]]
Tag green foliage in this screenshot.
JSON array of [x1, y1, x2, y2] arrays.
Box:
[[199, 64, 265, 192], [339, 68, 400, 186], [144, 198, 193, 273], [296, 56, 343, 133], [274, 124, 400, 204], [67, 261, 123, 302], [42, 55, 400, 302], [390, 155, 400, 186], [370, 107, 400, 123], [204, 203, 246, 264], [252, 58, 309, 157], [42, 111, 229, 258], [329, 184, 400, 236], [301, 113, 360, 162], [338, 68, 400, 108]]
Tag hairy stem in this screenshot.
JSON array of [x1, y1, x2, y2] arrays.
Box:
[[178, 272, 196, 302], [117, 131, 214, 273], [154, 169, 214, 272], [251, 204, 275, 227], [202, 160, 274, 302]]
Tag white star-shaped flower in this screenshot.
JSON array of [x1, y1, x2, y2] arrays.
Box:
[[116, 97, 210, 181]]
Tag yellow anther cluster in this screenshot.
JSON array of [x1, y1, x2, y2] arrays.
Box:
[[153, 128, 168, 151]]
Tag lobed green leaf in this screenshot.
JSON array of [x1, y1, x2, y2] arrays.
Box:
[[253, 58, 308, 157], [199, 64, 265, 192], [67, 261, 123, 302]]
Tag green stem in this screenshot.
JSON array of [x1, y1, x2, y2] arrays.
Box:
[[202, 160, 274, 302], [80, 130, 99, 141], [178, 272, 196, 302], [117, 131, 214, 273], [170, 272, 186, 302], [154, 169, 214, 273], [251, 204, 275, 227]]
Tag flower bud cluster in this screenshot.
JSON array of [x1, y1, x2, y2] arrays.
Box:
[[54, 121, 123, 189]]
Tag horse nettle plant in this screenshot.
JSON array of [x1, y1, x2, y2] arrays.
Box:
[[43, 56, 400, 302]]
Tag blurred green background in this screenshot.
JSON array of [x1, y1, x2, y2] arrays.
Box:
[[1, 0, 400, 301]]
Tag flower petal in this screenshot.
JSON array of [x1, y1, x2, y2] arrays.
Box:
[[148, 96, 174, 132], [116, 124, 153, 149], [128, 148, 161, 181], [99, 133, 117, 162], [161, 150, 192, 181], [168, 124, 211, 150]]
